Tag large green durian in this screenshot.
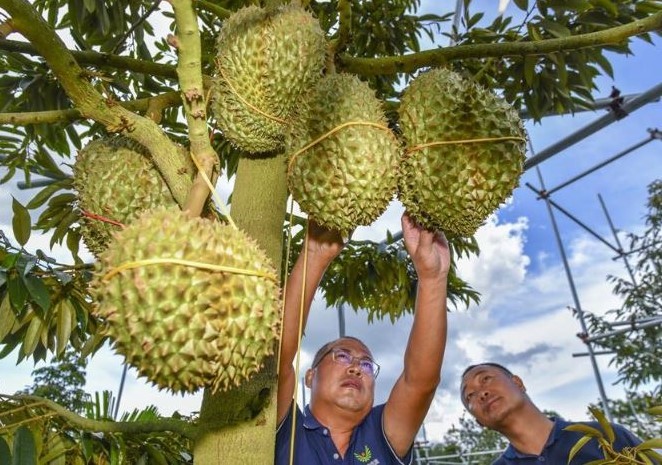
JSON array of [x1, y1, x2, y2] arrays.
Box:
[[73, 137, 184, 256], [288, 73, 401, 235], [211, 5, 326, 153], [91, 208, 281, 393], [398, 68, 526, 236]]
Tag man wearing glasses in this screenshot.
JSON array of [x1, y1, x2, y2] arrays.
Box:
[[276, 213, 451, 464]]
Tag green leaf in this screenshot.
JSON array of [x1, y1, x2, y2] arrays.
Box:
[[12, 197, 32, 246], [567, 435, 593, 464], [591, 0, 619, 16], [7, 274, 28, 312], [12, 426, 37, 465], [523, 55, 536, 85], [647, 405, 662, 416], [638, 438, 662, 450], [0, 435, 10, 465], [22, 275, 51, 312], [589, 407, 615, 443], [22, 315, 43, 358], [56, 300, 74, 355], [0, 294, 17, 340], [539, 18, 572, 38], [25, 182, 66, 210], [638, 451, 654, 465], [564, 423, 604, 438], [513, 0, 528, 9], [643, 449, 662, 462]]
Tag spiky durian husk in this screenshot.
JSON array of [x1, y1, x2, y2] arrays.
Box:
[[73, 137, 180, 256], [91, 208, 281, 393], [398, 68, 526, 236], [211, 5, 326, 153], [288, 73, 401, 235]]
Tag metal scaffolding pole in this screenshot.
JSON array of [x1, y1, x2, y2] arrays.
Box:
[[543, 130, 659, 197], [534, 166, 612, 421], [598, 194, 638, 284], [524, 81, 662, 171]]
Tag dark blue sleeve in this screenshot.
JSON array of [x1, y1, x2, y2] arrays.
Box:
[[373, 404, 414, 465], [275, 403, 303, 465]]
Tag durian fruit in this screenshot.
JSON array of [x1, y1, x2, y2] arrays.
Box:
[[211, 5, 326, 153], [91, 208, 281, 393], [288, 73, 401, 235], [398, 68, 526, 236], [73, 137, 184, 256]]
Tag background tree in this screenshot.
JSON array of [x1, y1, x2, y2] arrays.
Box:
[[428, 412, 508, 465], [0, 0, 660, 463], [581, 179, 662, 394], [589, 392, 662, 440], [19, 346, 89, 414]]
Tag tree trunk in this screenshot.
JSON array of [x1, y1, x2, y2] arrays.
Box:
[[194, 153, 288, 463]]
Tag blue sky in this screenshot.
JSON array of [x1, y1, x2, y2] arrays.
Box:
[[0, 1, 660, 446]]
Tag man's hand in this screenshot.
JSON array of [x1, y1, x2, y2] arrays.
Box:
[[304, 220, 346, 264], [401, 212, 451, 283]]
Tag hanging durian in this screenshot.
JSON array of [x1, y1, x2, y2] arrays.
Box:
[[91, 208, 281, 393], [288, 73, 401, 235], [73, 136, 183, 256], [211, 5, 326, 153], [398, 68, 526, 236]]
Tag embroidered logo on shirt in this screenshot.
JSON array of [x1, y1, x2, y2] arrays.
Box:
[[354, 445, 373, 463]]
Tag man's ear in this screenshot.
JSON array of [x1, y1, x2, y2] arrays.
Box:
[[305, 368, 314, 388], [512, 375, 526, 392]]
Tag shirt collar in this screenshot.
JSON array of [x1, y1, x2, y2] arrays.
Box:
[[303, 404, 323, 430]]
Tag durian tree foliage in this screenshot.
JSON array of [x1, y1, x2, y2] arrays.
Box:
[[0, 0, 660, 463]]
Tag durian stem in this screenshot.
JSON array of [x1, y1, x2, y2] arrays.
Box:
[[10, 395, 199, 440], [0, 0, 193, 207], [170, 0, 219, 217]]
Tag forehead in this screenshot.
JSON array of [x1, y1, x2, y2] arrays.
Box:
[[461, 366, 503, 391], [331, 339, 372, 358]]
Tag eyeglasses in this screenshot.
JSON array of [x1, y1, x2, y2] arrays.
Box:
[[315, 348, 380, 378]]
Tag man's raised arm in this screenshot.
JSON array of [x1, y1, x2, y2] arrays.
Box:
[[384, 213, 451, 457], [276, 223, 344, 424]]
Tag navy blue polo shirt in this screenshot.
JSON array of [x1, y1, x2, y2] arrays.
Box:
[[494, 417, 642, 465], [275, 404, 413, 465]]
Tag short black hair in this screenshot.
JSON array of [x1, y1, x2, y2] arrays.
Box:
[[310, 336, 370, 368], [461, 362, 513, 380]]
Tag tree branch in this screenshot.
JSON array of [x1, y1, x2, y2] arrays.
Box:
[[0, 0, 192, 206], [0, 92, 182, 125], [337, 11, 662, 76], [13, 395, 199, 440], [170, 0, 219, 218], [2, 11, 659, 83]]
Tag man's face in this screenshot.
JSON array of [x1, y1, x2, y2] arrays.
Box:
[[460, 365, 527, 430], [307, 338, 376, 414]]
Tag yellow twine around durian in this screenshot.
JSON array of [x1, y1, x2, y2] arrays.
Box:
[[287, 121, 396, 175], [102, 258, 277, 282], [217, 65, 287, 125], [189, 150, 238, 230], [405, 136, 527, 155]]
